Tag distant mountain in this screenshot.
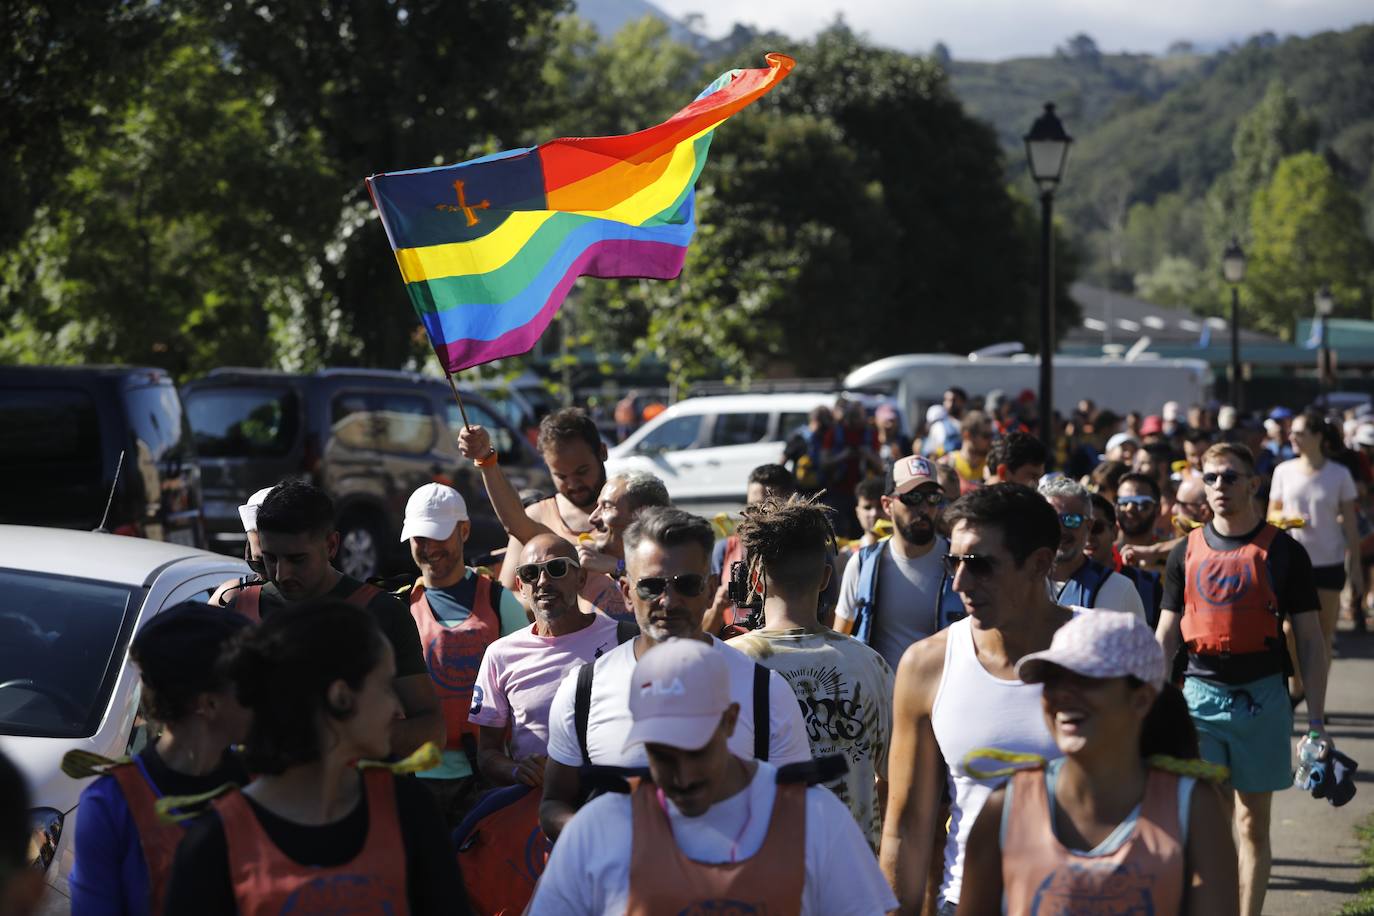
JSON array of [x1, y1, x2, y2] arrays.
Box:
[[574, 0, 705, 48]]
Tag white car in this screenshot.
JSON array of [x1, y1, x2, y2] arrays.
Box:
[[605, 393, 836, 503], [0, 526, 247, 914]]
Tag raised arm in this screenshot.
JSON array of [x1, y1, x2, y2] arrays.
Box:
[[458, 424, 553, 545], [880, 637, 948, 914]]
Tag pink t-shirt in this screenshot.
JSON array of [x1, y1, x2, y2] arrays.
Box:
[[468, 613, 622, 759]]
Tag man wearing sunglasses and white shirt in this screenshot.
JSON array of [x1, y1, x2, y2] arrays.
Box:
[[539, 507, 810, 841], [835, 456, 965, 671], [1038, 476, 1145, 620]]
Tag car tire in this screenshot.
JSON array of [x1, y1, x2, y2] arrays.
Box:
[[337, 515, 384, 581]]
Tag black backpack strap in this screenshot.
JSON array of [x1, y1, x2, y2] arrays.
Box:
[[776, 754, 849, 786], [615, 618, 640, 644], [574, 661, 595, 768], [753, 663, 769, 762]]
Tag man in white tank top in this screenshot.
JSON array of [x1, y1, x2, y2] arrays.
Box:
[[880, 484, 1076, 915]]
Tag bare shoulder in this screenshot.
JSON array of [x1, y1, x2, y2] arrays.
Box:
[[893, 629, 949, 710]]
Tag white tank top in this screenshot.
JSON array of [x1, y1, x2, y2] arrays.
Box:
[[929, 614, 1072, 905]]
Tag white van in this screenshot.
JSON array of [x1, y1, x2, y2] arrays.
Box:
[[844, 354, 1211, 425], [605, 393, 834, 502]]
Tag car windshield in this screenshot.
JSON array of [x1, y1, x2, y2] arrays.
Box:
[[0, 570, 138, 738], [185, 386, 299, 458]]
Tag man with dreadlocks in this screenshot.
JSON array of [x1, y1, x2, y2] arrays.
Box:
[[728, 496, 895, 851]]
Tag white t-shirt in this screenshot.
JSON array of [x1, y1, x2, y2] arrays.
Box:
[[1049, 569, 1146, 621], [467, 613, 620, 759], [834, 537, 948, 671], [546, 636, 811, 768], [1270, 458, 1358, 567], [729, 627, 894, 850], [527, 760, 899, 916]]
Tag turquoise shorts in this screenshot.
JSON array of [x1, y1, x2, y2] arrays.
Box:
[[1183, 674, 1293, 793]]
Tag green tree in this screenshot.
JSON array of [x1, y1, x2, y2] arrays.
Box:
[[1247, 152, 1374, 336]]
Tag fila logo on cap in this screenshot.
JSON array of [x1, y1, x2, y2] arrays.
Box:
[[640, 678, 686, 697]]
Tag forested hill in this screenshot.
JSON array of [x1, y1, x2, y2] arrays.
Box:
[[944, 26, 1374, 322]]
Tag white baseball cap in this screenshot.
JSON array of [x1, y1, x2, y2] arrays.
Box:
[[1105, 432, 1139, 454], [1016, 610, 1166, 690], [624, 638, 731, 753], [400, 483, 468, 542], [237, 487, 274, 533]]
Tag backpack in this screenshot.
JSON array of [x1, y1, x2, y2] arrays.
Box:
[[851, 539, 964, 646], [453, 785, 547, 916], [1053, 560, 1114, 609]]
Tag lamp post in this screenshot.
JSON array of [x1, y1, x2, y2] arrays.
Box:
[[1023, 102, 1072, 449], [1316, 284, 1334, 408], [1221, 237, 1246, 411]]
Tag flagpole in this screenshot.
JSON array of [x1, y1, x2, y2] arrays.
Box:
[[445, 372, 472, 429]]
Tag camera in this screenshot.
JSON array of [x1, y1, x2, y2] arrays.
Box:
[[727, 559, 764, 629]]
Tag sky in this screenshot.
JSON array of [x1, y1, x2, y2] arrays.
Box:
[[653, 0, 1372, 60]]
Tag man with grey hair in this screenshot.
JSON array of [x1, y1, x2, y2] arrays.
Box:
[[577, 470, 671, 580], [539, 506, 809, 839], [1038, 476, 1145, 618]]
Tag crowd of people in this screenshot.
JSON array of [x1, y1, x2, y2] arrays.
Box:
[[3, 388, 1365, 916]]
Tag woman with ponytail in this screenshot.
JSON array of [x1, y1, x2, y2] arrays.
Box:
[[957, 611, 1237, 916], [69, 602, 251, 916], [163, 599, 467, 915]]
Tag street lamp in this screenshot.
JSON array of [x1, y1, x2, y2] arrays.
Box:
[[1023, 102, 1072, 452], [1316, 284, 1335, 408], [1221, 237, 1246, 411]]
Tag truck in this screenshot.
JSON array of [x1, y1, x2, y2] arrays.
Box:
[[844, 353, 1211, 424]]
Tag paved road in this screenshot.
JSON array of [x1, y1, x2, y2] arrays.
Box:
[[1268, 623, 1373, 915]]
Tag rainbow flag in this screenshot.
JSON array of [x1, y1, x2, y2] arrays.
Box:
[[366, 53, 794, 372]]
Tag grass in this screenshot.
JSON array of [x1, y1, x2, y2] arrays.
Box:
[[1339, 815, 1374, 915]]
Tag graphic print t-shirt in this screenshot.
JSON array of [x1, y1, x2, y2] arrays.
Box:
[[728, 627, 894, 850]]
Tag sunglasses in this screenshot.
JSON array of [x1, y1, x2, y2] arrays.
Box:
[[1116, 495, 1157, 511], [1058, 513, 1086, 530], [942, 553, 998, 578], [899, 489, 947, 509], [633, 573, 708, 599], [1201, 470, 1245, 488], [515, 557, 581, 585], [1089, 519, 1109, 535]]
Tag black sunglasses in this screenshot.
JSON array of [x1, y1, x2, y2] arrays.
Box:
[[1201, 470, 1245, 488], [941, 553, 998, 578], [633, 573, 708, 599], [515, 557, 580, 585], [899, 489, 946, 509], [1089, 519, 1109, 536]]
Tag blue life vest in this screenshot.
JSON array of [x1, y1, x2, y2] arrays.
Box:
[[852, 538, 964, 645], [1054, 559, 1114, 608]]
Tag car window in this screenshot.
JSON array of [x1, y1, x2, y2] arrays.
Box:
[[447, 403, 515, 457], [330, 392, 436, 454], [711, 412, 770, 447], [185, 386, 299, 458], [0, 387, 104, 526], [636, 415, 702, 453], [0, 570, 138, 739], [124, 384, 193, 463], [778, 412, 810, 441]]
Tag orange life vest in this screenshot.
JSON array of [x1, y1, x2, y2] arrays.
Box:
[[109, 762, 185, 916], [234, 581, 381, 623], [215, 768, 409, 915], [454, 785, 548, 916], [1181, 524, 1282, 656], [409, 579, 499, 750], [624, 777, 806, 915], [1002, 766, 1184, 916], [527, 496, 631, 620]]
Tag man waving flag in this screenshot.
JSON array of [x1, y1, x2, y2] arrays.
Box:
[[366, 53, 794, 373]]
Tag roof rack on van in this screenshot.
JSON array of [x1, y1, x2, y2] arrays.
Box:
[[688, 377, 844, 397]]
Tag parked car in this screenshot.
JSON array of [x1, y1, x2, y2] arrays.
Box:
[[181, 368, 551, 579], [604, 393, 836, 503], [0, 366, 204, 547], [0, 526, 249, 912]]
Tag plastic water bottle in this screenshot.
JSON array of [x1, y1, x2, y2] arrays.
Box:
[[1294, 731, 1327, 790]]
